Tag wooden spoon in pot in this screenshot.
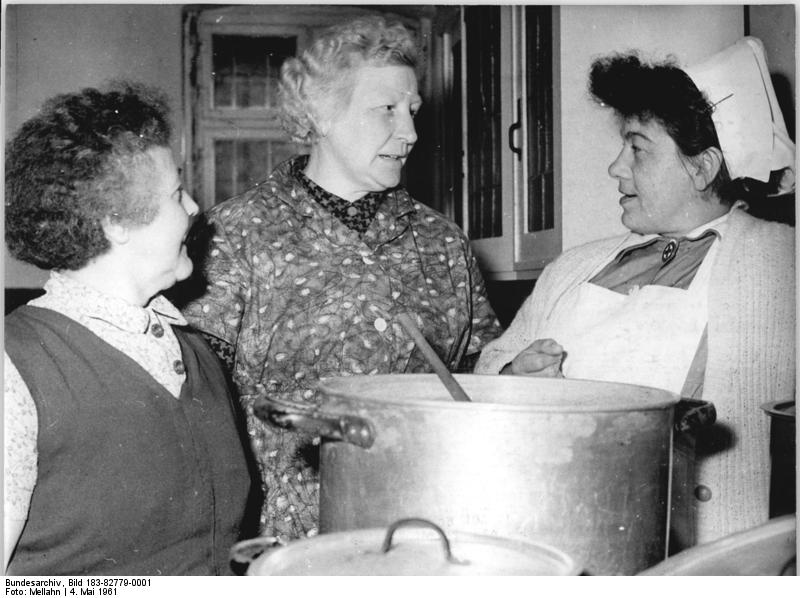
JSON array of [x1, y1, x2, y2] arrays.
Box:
[[395, 313, 472, 402]]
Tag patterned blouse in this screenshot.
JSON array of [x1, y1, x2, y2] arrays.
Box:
[[181, 155, 502, 541]]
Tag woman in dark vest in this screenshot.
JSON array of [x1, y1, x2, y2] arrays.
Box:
[[4, 82, 259, 575]]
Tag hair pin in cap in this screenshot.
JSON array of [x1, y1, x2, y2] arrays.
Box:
[[684, 37, 795, 195]]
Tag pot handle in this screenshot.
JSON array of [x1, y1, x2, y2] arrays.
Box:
[[381, 518, 469, 566], [252, 396, 376, 449], [674, 399, 716, 434], [229, 536, 286, 565]]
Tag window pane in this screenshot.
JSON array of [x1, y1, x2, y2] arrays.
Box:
[[214, 139, 296, 203], [525, 7, 554, 233], [464, 6, 503, 240], [212, 35, 296, 109]]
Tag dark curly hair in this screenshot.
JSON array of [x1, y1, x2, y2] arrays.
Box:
[[5, 81, 172, 270], [589, 52, 736, 205]]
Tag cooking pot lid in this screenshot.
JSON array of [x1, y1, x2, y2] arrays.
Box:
[[239, 518, 580, 576]]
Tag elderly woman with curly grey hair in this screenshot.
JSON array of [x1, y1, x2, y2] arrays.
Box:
[[4, 82, 258, 574], [182, 16, 501, 541]]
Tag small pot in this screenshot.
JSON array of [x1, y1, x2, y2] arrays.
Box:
[[761, 400, 796, 518], [230, 518, 581, 575]]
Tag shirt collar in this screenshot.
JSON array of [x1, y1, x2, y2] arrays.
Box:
[[292, 156, 384, 234], [682, 199, 746, 240], [292, 155, 384, 205], [268, 155, 418, 244], [32, 271, 187, 333], [615, 201, 745, 255]]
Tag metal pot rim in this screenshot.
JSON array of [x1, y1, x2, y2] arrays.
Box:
[[317, 373, 679, 413], [761, 400, 796, 421]]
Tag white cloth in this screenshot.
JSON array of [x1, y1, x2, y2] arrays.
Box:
[[685, 37, 795, 193], [544, 240, 717, 395]]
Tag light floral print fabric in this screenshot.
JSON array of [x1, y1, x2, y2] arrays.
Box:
[[182, 155, 501, 540]]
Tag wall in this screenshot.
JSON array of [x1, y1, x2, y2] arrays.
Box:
[[557, 5, 745, 251], [4, 3, 184, 289], [749, 5, 796, 138]]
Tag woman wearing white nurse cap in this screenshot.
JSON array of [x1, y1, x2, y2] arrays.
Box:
[[476, 36, 795, 549], [685, 36, 795, 195]]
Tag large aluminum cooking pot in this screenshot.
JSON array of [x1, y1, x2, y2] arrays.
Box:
[[255, 374, 679, 575], [230, 517, 581, 575]]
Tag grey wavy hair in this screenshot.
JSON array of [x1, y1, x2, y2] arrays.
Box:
[[278, 16, 419, 144]]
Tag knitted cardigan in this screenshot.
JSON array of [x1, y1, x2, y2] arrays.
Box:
[[475, 208, 795, 544]]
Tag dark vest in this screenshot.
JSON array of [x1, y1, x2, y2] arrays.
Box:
[[5, 306, 256, 575]]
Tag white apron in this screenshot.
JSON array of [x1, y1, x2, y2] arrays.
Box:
[[543, 240, 720, 395]]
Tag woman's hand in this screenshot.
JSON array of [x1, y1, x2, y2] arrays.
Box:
[[501, 338, 564, 377]]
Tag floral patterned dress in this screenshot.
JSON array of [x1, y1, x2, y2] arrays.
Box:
[[181, 156, 501, 541]]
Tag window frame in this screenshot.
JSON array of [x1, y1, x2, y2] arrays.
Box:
[[197, 22, 308, 121], [185, 8, 314, 209], [459, 5, 561, 280]]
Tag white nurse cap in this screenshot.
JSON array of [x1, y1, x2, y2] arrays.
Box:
[[684, 37, 795, 194]]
